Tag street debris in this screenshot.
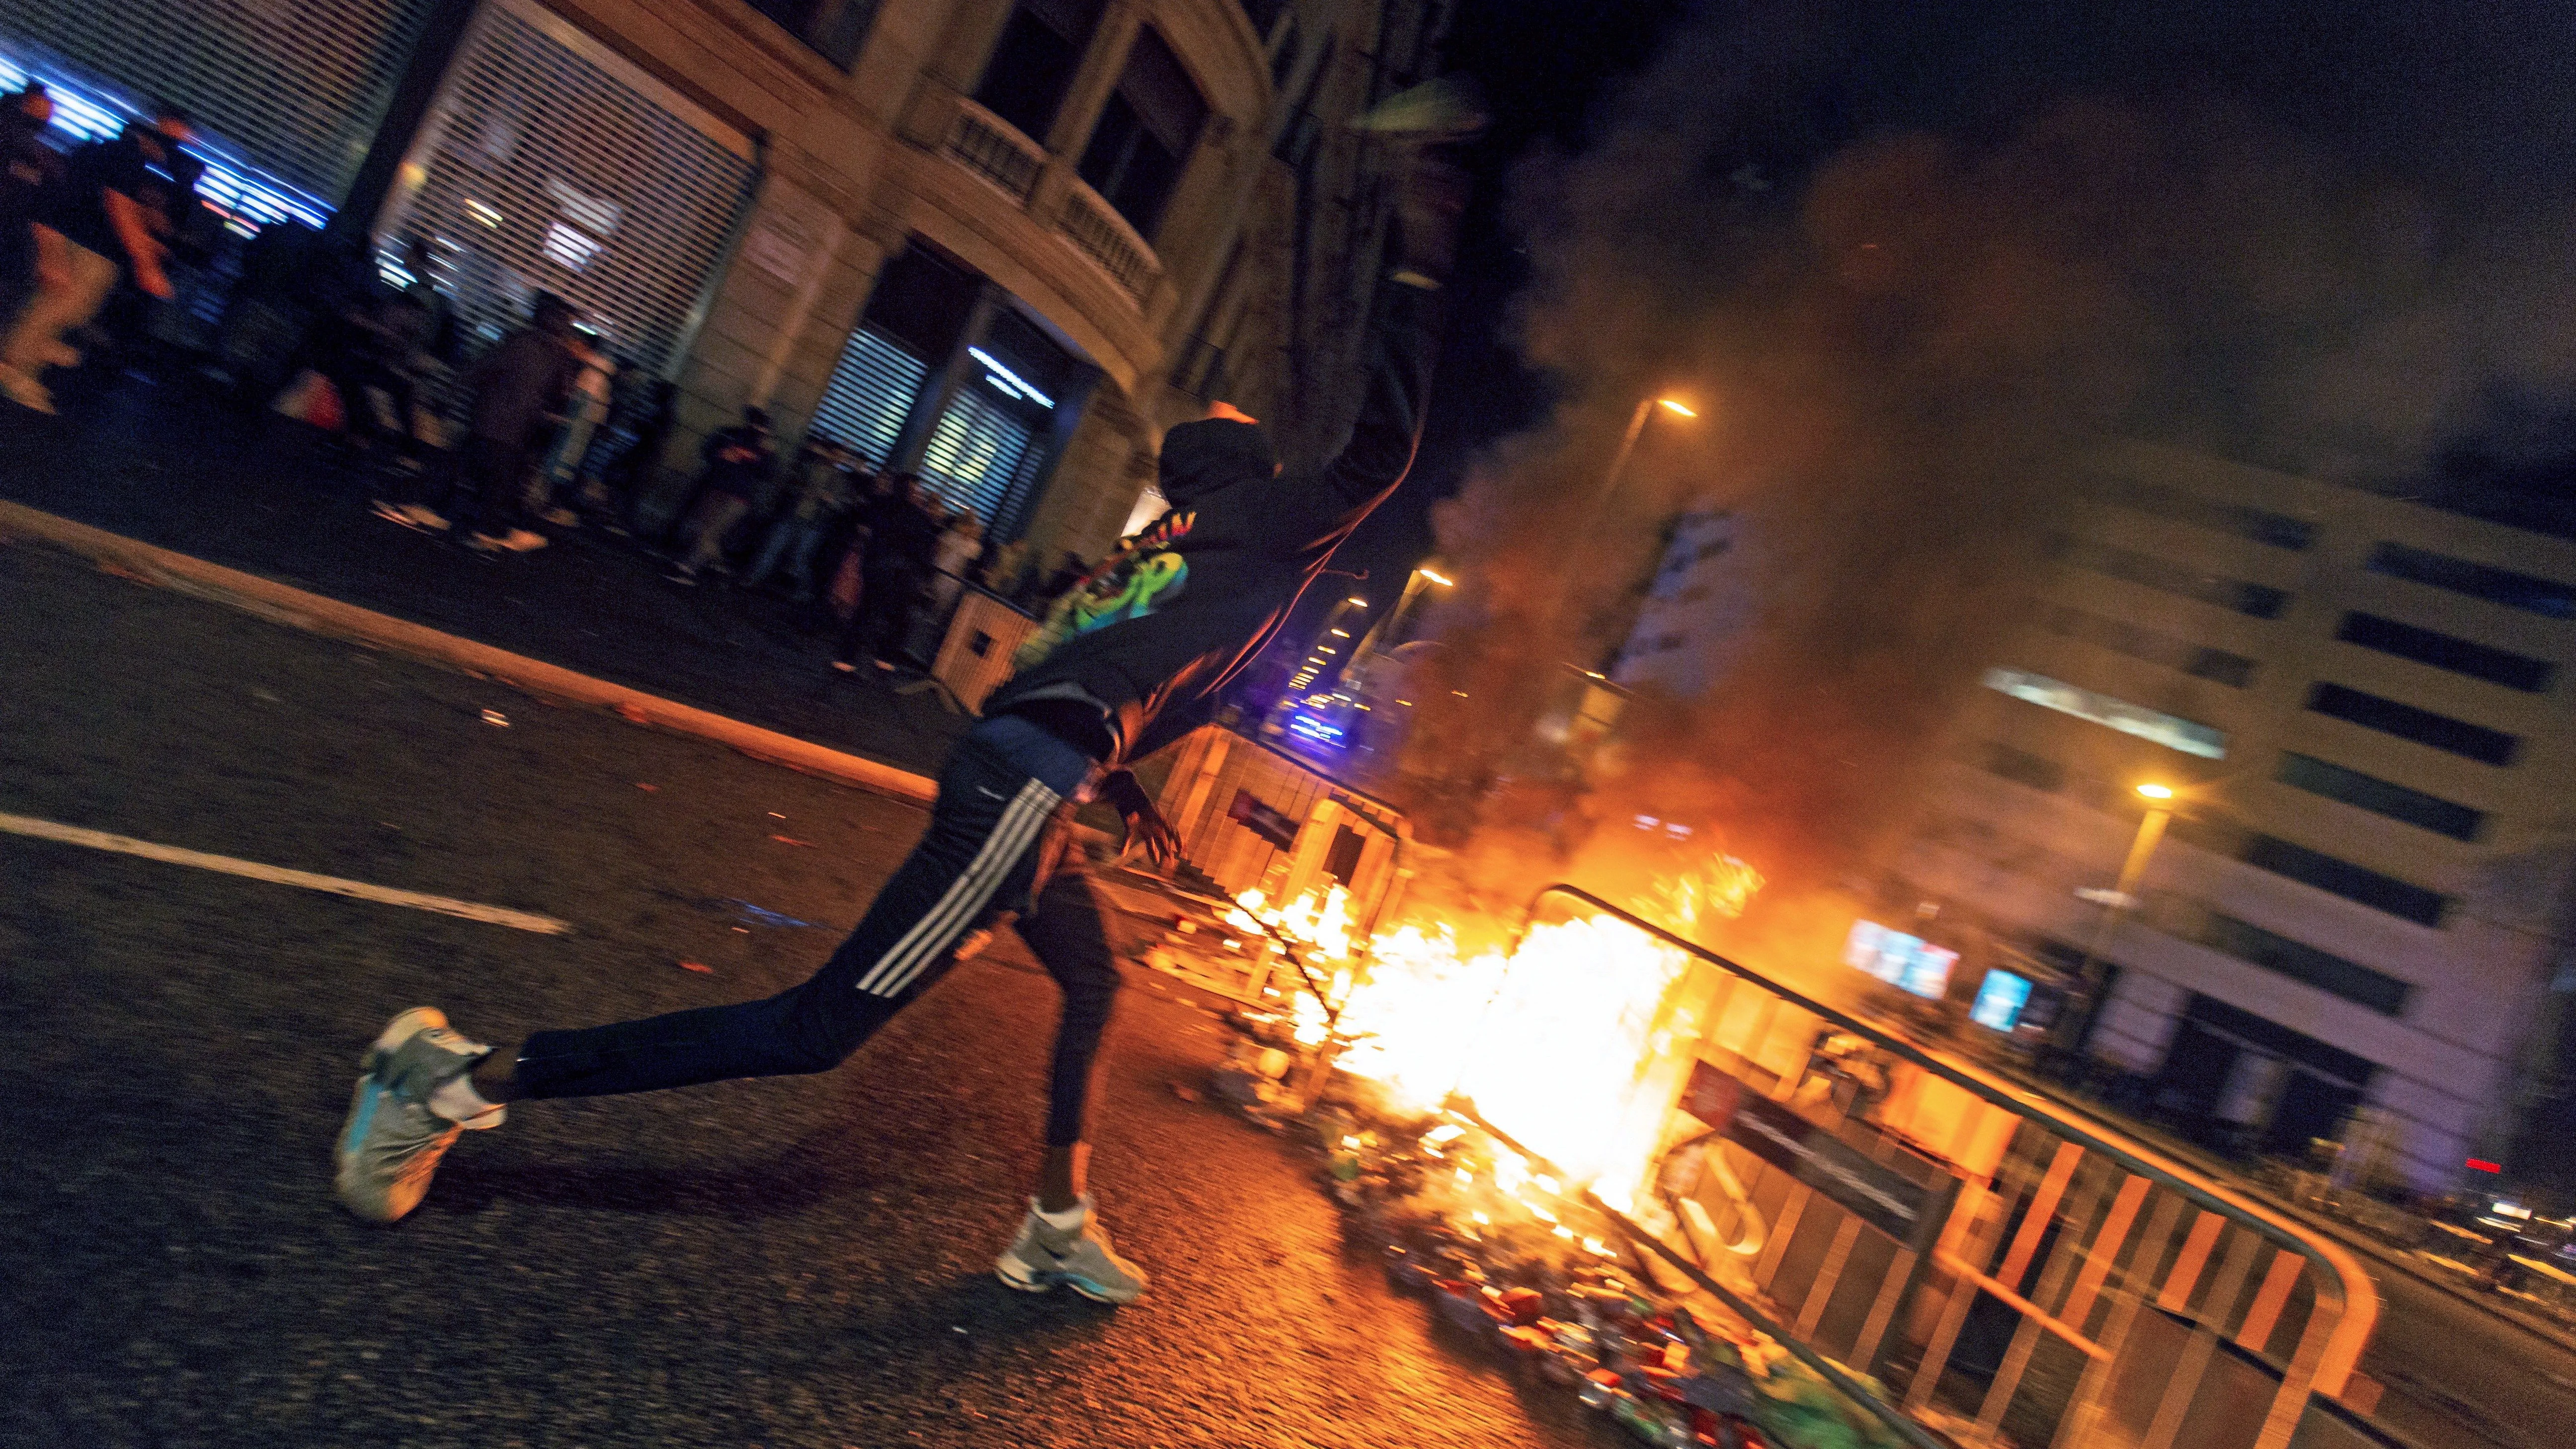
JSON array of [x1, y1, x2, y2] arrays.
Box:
[[1202, 1007, 1919, 1449], [480, 710, 509, 727], [769, 834, 813, 847], [636, 783, 659, 792], [724, 899, 824, 930], [677, 960, 713, 973]]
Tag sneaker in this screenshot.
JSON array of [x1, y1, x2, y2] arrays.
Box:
[[498, 528, 549, 552], [464, 532, 507, 553], [829, 659, 856, 672], [401, 504, 452, 532], [333, 1008, 504, 1223], [664, 565, 699, 585], [995, 1197, 1148, 1304], [540, 506, 580, 528]]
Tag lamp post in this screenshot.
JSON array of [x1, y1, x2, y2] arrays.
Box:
[[1599, 395, 1699, 506], [1354, 564, 1454, 668], [2055, 782, 2176, 1072]]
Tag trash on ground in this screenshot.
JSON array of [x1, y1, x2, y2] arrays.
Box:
[[724, 899, 826, 930], [770, 834, 813, 847], [676, 960, 713, 974], [636, 783, 659, 792], [480, 710, 509, 727]]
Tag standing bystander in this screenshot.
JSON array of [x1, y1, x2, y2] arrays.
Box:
[[1, 106, 190, 412], [666, 406, 776, 583]]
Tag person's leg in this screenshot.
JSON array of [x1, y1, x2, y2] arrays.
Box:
[[785, 521, 830, 596], [1011, 858, 1124, 1210], [989, 842, 1148, 1303], [338, 714, 1097, 1224], [742, 516, 795, 587], [479, 716, 1088, 1104], [1, 233, 115, 400]]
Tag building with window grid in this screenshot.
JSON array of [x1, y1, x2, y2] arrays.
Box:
[[1896, 438, 2576, 1189], [0, 0, 1448, 557]]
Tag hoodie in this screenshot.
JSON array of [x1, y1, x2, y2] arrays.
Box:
[[986, 279, 1441, 767]]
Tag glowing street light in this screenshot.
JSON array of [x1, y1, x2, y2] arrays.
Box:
[[2136, 782, 2174, 801], [1656, 398, 1697, 418], [1418, 566, 1454, 588]]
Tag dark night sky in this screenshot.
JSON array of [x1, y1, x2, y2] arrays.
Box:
[[1325, 0, 2576, 613]]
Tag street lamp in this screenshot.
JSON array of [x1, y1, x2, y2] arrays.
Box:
[[1353, 563, 1456, 669], [2056, 782, 2178, 1069], [1599, 394, 1700, 505]]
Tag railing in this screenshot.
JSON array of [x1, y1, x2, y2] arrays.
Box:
[[1057, 177, 1162, 302], [944, 99, 1048, 203], [1498, 886, 2387, 1449]]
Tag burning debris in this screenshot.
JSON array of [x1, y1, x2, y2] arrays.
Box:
[[1164, 880, 1959, 1449]]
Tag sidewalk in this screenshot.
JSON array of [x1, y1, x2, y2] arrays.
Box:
[[0, 375, 970, 780]]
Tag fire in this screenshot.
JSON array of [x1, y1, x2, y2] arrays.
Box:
[[1240, 877, 1746, 1212]]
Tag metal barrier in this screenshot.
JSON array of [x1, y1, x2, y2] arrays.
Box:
[[1491, 886, 2384, 1449]]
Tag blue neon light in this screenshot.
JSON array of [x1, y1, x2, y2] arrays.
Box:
[[0, 49, 334, 232], [1287, 715, 1345, 744]]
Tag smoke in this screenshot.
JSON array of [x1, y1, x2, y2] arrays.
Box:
[[1384, 0, 2576, 962]]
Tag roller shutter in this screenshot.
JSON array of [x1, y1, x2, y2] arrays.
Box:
[[0, 0, 442, 206], [382, 0, 755, 372], [918, 382, 1043, 527], [811, 326, 931, 467]]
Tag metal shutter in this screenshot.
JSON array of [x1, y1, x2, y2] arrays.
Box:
[[383, 0, 754, 373], [0, 0, 441, 205], [811, 326, 930, 466], [919, 383, 1040, 526]]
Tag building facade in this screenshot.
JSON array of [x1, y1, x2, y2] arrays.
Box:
[[1897, 438, 2576, 1190], [0, 0, 1448, 563]]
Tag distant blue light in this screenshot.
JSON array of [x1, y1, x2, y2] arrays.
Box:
[[1287, 715, 1345, 745]]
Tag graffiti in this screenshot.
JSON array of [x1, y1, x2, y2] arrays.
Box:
[[1015, 511, 1197, 668]]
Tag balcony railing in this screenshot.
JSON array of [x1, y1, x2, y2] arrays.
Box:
[[944, 99, 1047, 204], [1057, 177, 1161, 302]]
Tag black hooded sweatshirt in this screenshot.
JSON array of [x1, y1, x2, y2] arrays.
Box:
[[985, 280, 1440, 768]]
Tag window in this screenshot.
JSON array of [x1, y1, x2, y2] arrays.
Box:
[[2190, 912, 2413, 1016], [2306, 683, 2520, 765], [1077, 27, 1207, 237], [746, 0, 877, 68], [2275, 753, 2485, 842], [2047, 606, 2257, 687], [2094, 476, 2316, 549], [1983, 667, 2229, 758], [2051, 537, 2290, 618], [2239, 834, 2449, 927], [812, 327, 930, 466], [2334, 612, 2555, 692], [973, 0, 1105, 141], [1983, 742, 2066, 793], [2366, 542, 2576, 619]]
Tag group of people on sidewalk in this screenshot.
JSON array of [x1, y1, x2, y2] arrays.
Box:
[[0, 85, 204, 414]]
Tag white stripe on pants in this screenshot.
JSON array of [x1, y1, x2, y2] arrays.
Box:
[[855, 777, 1058, 996]]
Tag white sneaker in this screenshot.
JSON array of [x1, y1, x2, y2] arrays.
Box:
[[995, 1197, 1149, 1304], [333, 1008, 504, 1224]]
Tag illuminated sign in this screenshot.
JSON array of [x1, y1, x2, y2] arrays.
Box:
[[1983, 666, 2228, 759], [1844, 919, 1955, 999], [1970, 970, 2034, 1031]]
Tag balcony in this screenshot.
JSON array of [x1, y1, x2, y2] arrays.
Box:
[[945, 99, 1049, 204], [1056, 176, 1160, 303]]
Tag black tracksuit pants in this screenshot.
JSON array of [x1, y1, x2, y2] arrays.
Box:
[[509, 714, 1120, 1147]]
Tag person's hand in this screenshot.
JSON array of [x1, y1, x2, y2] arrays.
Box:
[[1120, 800, 1183, 870]]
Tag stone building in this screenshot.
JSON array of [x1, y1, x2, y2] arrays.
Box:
[[0, 0, 1452, 563]]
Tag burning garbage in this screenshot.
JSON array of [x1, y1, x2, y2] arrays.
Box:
[[1174, 876, 1945, 1449]]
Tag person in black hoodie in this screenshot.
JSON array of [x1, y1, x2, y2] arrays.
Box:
[[329, 121, 1472, 1305]]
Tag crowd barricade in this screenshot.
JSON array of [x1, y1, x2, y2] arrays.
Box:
[[1506, 886, 2391, 1449], [1134, 725, 1410, 1003], [920, 588, 1039, 714]]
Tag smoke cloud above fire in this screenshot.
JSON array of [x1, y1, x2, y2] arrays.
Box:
[[1386, 0, 2576, 962]]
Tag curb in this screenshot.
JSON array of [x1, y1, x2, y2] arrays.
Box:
[[2268, 1194, 2576, 1360], [0, 501, 939, 806]]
